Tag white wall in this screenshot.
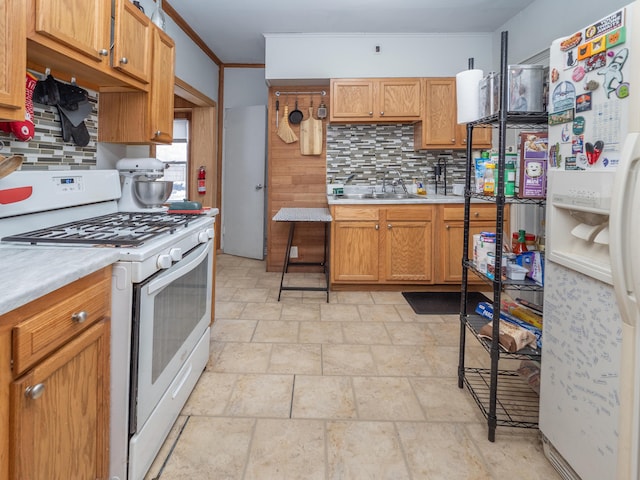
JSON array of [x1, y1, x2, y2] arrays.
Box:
[[264, 33, 494, 83], [223, 68, 268, 108], [495, 0, 631, 65]]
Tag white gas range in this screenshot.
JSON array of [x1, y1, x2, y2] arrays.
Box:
[[0, 169, 218, 480]]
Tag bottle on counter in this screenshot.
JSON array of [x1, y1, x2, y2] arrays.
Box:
[[483, 163, 496, 195]]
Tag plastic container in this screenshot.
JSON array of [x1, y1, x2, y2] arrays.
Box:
[[507, 264, 529, 281], [507, 65, 545, 112]]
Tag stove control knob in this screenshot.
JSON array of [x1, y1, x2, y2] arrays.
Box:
[[157, 254, 172, 269], [198, 228, 214, 243], [169, 248, 182, 262]]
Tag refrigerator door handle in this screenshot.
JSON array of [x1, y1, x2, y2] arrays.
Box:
[[610, 132, 640, 328]]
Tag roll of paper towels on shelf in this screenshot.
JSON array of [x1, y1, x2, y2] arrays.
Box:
[[456, 69, 484, 124]]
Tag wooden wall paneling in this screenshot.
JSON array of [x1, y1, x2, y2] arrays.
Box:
[[267, 85, 330, 272]]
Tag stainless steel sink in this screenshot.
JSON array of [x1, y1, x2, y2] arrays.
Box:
[[332, 192, 423, 200]]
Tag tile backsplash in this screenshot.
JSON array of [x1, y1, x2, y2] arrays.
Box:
[[326, 123, 469, 194], [0, 88, 98, 170]]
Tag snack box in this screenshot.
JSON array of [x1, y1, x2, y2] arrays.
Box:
[[518, 132, 548, 199]]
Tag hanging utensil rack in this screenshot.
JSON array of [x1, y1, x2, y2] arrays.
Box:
[[275, 90, 326, 97]]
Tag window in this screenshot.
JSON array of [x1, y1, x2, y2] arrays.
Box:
[[156, 119, 189, 202]]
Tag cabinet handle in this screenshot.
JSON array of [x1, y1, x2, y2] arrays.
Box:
[[387, 224, 392, 229], [98, 49, 109, 56], [72, 310, 88, 323], [120, 57, 129, 65], [445, 224, 450, 229], [474, 211, 480, 217], [380, 111, 384, 116], [368, 112, 373, 116], [451, 139, 456, 143], [25, 384, 45, 400], [155, 130, 161, 137], [375, 224, 379, 230]]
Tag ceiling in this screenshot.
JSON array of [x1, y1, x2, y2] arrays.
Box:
[[168, 0, 537, 64]]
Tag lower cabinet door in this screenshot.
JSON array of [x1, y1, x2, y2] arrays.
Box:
[[332, 221, 380, 282], [384, 220, 433, 281], [442, 222, 492, 283], [10, 320, 109, 480]]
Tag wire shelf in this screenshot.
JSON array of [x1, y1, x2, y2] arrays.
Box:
[[463, 314, 541, 360], [463, 261, 544, 292], [469, 112, 549, 129], [462, 367, 540, 428]]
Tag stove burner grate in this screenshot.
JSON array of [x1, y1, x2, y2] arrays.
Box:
[[2, 212, 201, 247]]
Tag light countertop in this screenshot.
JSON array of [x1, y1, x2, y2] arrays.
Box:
[[0, 246, 119, 317], [327, 193, 468, 205]]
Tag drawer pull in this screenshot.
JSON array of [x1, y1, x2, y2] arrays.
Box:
[[120, 57, 129, 65], [72, 311, 88, 323], [387, 224, 392, 229], [25, 383, 45, 400], [474, 212, 480, 217], [445, 224, 450, 230], [375, 224, 379, 230], [98, 48, 109, 56]]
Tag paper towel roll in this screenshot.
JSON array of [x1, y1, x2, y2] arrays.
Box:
[[456, 69, 484, 124]]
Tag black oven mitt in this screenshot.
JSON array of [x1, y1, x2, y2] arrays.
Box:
[[57, 105, 90, 147]]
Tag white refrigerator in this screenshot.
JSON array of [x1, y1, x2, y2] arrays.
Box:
[[541, 3, 640, 480]]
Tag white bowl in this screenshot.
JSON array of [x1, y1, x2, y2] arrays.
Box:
[[133, 180, 173, 207]]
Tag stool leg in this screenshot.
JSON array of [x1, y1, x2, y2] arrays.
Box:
[[278, 222, 295, 301]]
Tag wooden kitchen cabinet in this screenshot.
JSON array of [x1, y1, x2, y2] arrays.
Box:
[[0, 0, 27, 121], [330, 78, 421, 123], [414, 78, 492, 150], [331, 205, 434, 284], [437, 204, 509, 283], [98, 25, 175, 144], [331, 206, 381, 282], [0, 267, 111, 480], [26, 0, 149, 90], [384, 206, 433, 282]]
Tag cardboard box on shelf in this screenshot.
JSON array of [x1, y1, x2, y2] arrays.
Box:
[[518, 132, 548, 198]]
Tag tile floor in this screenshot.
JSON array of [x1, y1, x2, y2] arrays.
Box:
[[145, 254, 560, 480]]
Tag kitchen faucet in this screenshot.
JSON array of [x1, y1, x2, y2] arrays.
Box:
[[344, 173, 356, 184], [384, 169, 409, 194]]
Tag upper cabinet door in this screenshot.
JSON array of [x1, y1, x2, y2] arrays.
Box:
[[33, 0, 110, 63], [377, 79, 421, 120], [423, 78, 458, 147], [112, 0, 151, 84], [330, 79, 375, 121], [149, 27, 175, 143], [0, 0, 26, 120]]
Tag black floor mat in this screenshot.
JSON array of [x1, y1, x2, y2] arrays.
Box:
[[402, 291, 490, 315]]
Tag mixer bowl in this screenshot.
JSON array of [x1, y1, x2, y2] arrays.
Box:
[[133, 180, 173, 207]]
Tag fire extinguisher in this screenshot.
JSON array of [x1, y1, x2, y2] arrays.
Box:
[[197, 166, 206, 194]]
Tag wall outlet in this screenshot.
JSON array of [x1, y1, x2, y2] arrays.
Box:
[[289, 246, 298, 258], [374, 45, 382, 55]]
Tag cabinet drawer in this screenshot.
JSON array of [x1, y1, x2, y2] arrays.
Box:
[[12, 268, 111, 375], [443, 205, 498, 222], [332, 206, 379, 221], [386, 205, 432, 221]]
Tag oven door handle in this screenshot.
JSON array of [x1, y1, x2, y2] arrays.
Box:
[[146, 241, 212, 295]]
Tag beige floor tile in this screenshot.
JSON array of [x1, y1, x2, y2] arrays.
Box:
[[371, 345, 433, 376], [335, 291, 375, 304], [292, 376, 357, 419], [323, 345, 377, 375], [254, 274, 282, 289], [299, 322, 344, 344], [395, 303, 446, 323], [205, 340, 226, 371], [225, 374, 294, 418], [268, 343, 322, 374], [385, 322, 436, 345], [212, 342, 272, 373], [466, 424, 562, 479], [217, 266, 252, 277], [223, 276, 260, 288], [159, 417, 254, 479], [240, 302, 282, 320], [231, 287, 271, 303], [181, 372, 237, 416], [320, 303, 361, 321], [215, 301, 246, 320], [422, 344, 462, 377], [352, 376, 424, 421], [281, 303, 321, 322], [397, 422, 491, 479], [411, 377, 484, 422], [357, 304, 403, 322], [326, 421, 410, 479], [215, 286, 238, 302], [244, 419, 326, 480], [144, 415, 188, 480], [427, 317, 463, 346], [211, 319, 257, 342], [370, 291, 407, 304], [342, 322, 391, 345], [252, 320, 300, 343]]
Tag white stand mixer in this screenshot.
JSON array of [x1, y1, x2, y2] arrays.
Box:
[[116, 158, 170, 212]]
